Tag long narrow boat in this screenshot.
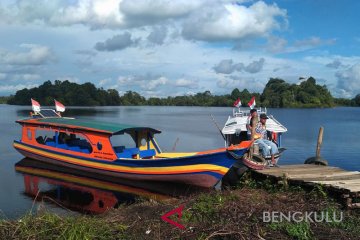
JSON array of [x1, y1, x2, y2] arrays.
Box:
[[13, 109, 252, 188]]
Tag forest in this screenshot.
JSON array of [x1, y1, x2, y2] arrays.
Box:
[[5, 78, 360, 107]]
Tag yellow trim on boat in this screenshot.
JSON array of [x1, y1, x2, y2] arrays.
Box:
[[156, 152, 197, 158], [14, 142, 229, 175]]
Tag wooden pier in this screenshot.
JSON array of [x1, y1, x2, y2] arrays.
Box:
[[253, 164, 360, 208]]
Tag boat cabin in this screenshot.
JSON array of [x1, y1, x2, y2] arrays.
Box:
[[222, 107, 287, 148], [16, 109, 162, 161]]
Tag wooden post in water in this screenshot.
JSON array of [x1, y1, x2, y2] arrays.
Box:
[[316, 126, 324, 157], [304, 126, 328, 165]]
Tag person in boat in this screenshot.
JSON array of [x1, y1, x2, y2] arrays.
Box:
[[246, 108, 258, 139], [255, 113, 279, 165], [58, 132, 70, 144]]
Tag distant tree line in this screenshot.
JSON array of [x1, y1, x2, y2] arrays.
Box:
[[4, 78, 360, 107], [0, 96, 10, 104], [260, 77, 334, 108], [7, 80, 121, 106]]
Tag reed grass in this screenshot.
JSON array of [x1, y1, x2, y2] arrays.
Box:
[[0, 211, 127, 239]]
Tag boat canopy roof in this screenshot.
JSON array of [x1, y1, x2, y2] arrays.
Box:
[[16, 117, 161, 135], [222, 108, 287, 134]]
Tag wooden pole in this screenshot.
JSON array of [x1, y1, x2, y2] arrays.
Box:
[[249, 115, 259, 157], [210, 114, 226, 141], [316, 126, 324, 157], [251, 116, 258, 141], [172, 137, 179, 151]]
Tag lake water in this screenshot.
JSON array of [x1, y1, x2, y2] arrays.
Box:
[[1, 105, 359, 219]]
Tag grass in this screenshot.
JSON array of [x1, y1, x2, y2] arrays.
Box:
[[182, 192, 238, 225], [0, 211, 127, 239], [1, 173, 360, 239], [269, 222, 313, 240]]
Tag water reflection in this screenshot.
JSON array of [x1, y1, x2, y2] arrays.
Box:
[[15, 158, 203, 214], [65, 107, 120, 117]]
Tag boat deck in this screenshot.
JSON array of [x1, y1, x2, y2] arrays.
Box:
[[253, 164, 360, 208]]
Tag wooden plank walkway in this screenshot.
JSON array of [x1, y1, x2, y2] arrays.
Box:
[[253, 164, 360, 208]]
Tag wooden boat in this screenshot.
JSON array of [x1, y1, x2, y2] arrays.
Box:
[[13, 109, 252, 188]]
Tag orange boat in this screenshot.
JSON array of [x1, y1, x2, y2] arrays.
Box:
[[13, 108, 252, 188]]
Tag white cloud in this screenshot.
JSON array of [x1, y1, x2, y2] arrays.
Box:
[[0, 1, 355, 99], [0, 83, 38, 93], [213, 59, 242, 74], [0, 44, 54, 65], [266, 36, 288, 53], [121, 0, 203, 26], [0, 0, 203, 29], [0, 73, 6, 80], [0, 0, 126, 29], [117, 74, 167, 90], [99, 78, 112, 87], [245, 58, 265, 73], [74, 50, 97, 57], [114, 73, 199, 94], [335, 63, 360, 98], [55, 76, 80, 83], [0, 0, 64, 24], [213, 58, 265, 74], [182, 1, 287, 41], [294, 37, 336, 48], [148, 76, 168, 90], [326, 60, 343, 69], [17, 74, 41, 81], [95, 32, 139, 51], [1, 1, 286, 43], [265, 36, 336, 54], [216, 76, 265, 93], [147, 26, 168, 45], [175, 78, 198, 88]]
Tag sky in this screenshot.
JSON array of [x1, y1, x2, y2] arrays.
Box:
[[0, 0, 359, 98]]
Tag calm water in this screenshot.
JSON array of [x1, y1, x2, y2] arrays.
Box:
[[1, 105, 360, 219]]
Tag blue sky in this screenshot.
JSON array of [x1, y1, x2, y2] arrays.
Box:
[[0, 0, 359, 98]]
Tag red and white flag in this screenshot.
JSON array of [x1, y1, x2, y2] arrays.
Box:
[[54, 99, 65, 112], [248, 96, 256, 109], [31, 98, 41, 112], [233, 98, 241, 108]]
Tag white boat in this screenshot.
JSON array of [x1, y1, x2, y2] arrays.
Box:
[[221, 107, 287, 171]]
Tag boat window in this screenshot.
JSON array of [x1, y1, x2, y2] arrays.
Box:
[[226, 122, 237, 127], [35, 129, 55, 145], [140, 138, 147, 147], [110, 133, 136, 150], [64, 133, 93, 154], [97, 141, 103, 151], [35, 129, 93, 154]]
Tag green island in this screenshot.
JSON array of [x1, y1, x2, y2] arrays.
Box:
[[1, 173, 359, 240], [3, 77, 360, 107]]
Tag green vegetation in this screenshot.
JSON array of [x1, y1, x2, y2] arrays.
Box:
[[1, 174, 360, 239], [0, 212, 127, 239], [268, 222, 313, 240], [0, 96, 10, 104], [7, 80, 121, 106], [2, 77, 360, 107], [261, 77, 334, 108], [334, 94, 360, 106]]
